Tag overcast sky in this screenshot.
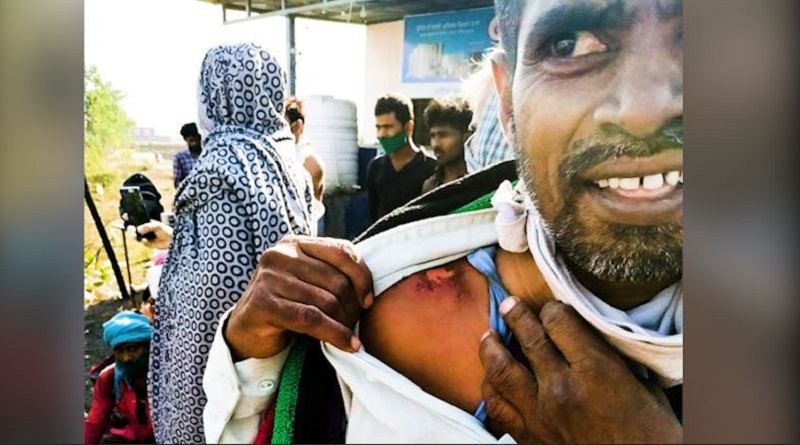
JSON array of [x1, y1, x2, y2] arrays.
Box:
[[85, 0, 366, 140]]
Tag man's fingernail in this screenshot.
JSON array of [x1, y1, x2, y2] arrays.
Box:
[[350, 336, 362, 352], [499, 296, 518, 315], [364, 293, 374, 308], [480, 329, 493, 343]]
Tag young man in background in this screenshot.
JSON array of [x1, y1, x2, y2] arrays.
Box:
[[173, 122, 202, 189], [365, 93, 436, 224], [421, 96, 473, 194]]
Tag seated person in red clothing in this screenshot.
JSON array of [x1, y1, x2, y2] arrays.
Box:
[[85, 312, 154, 444]]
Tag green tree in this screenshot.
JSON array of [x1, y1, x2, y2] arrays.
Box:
[[84, 65, 135, 185]]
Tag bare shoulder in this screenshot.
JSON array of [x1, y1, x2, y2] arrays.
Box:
[[495, 248, 554, 311], [360, 257, 490, 413]]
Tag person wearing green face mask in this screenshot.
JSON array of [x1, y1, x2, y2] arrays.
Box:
[[85, 312, 154, 444], [366, 93, 437, 225]]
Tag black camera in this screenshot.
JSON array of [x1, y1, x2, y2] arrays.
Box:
[[119, 186, 157, 241], [118, 173, 163, 242]]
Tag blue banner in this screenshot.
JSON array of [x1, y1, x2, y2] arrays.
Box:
[[402, 7, 496, 89]]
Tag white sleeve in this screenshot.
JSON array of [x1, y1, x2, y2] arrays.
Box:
[[203, 308, 295, 444]]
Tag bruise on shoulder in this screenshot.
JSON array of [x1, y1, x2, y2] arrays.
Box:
[[361, 257, 487, 341], [359, 258, 490, 413], [375, 258, 486, 312], [361, 259, 488, 347], [410, 262, 469, 299]]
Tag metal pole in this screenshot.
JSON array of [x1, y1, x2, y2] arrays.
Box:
[[222, 0, 375, 25], [222, 4, 227, 23], [122, 227, 135, 306], [287, 15, 296, 96], [84, 177, 131, 303], [246, 0, 252, 17]]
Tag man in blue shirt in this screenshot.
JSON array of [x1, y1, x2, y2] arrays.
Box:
[[173, 122, 202, 189]]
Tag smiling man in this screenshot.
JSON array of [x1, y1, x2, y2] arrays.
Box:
[[203, 0, 683, 443], [500, 0, 683, 292]]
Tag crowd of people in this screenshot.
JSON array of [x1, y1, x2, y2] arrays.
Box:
[[86, 0, 683, 443]]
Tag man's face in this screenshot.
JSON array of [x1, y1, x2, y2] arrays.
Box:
[[184, 134, 201, 151], [285, 107, 304, 143], [113, 342, 150, 377], [113, 342, 149, 364], [375, 113, 406, 139], [429, 125, 467, 167], [288, 117, 303, 143], [498, 0, 683, 283]]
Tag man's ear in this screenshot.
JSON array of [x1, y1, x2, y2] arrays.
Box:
[[406, 119, 415, 137], [464, 127, 475, 142], [492, 53, 514, 143]]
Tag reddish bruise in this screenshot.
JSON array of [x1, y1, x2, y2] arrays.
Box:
[[412, 266, 467, 297]]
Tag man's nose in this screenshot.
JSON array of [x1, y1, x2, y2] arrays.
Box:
[[593, 48, 682, 139]]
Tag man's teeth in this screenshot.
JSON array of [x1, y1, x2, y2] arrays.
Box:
[[665, 171, 680, 186], [642, 173, 664, 189], [595, 171, 683, 189], [619, 178, 640, 190]]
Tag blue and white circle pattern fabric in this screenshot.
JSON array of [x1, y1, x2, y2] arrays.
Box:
[[198, 43, 288, 138], [149, 43, 314, 444]]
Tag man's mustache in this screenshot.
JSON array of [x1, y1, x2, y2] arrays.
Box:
[[561, 120, 683, 182]]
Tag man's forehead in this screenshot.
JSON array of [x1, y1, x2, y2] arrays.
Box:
[[524, 0, 681, 24], [114, 341, 147, 349], [376, 113, 400, 124], [430, 125, 459, 133]]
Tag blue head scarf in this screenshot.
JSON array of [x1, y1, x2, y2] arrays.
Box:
[[102, 312, 153, 401]]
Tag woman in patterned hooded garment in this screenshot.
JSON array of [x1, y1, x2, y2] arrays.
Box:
[[148, 43, 314, 444]]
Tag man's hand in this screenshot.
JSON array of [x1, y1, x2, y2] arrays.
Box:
[[136, 220, 173, 250], [224, 235, 374, 361], [479, 298, 682, 444]]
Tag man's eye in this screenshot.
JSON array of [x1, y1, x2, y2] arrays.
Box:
[[547, 31, 607, 58]]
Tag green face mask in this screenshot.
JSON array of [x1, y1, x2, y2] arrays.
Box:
[[378, 132, 408, 154]]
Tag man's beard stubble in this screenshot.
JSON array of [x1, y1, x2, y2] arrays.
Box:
[[508, 116, 683, 284]]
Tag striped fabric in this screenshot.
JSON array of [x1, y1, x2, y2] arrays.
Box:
[[464, 91, 515, 174]]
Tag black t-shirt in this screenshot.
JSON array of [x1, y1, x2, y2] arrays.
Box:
[[365, 150, 436, 224]]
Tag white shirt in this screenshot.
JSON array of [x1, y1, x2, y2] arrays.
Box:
[[203, 210, 515, 443], [203, 206, 682, 442], [296, 138, 326, 227]]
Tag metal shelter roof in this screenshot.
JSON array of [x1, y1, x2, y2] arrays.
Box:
[[200, 0, 495, 25]]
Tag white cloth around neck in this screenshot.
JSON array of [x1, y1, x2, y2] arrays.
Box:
[[492, 181, 683, 387]]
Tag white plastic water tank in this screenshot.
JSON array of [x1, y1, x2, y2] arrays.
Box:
[[300, 95, 359, 191]]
